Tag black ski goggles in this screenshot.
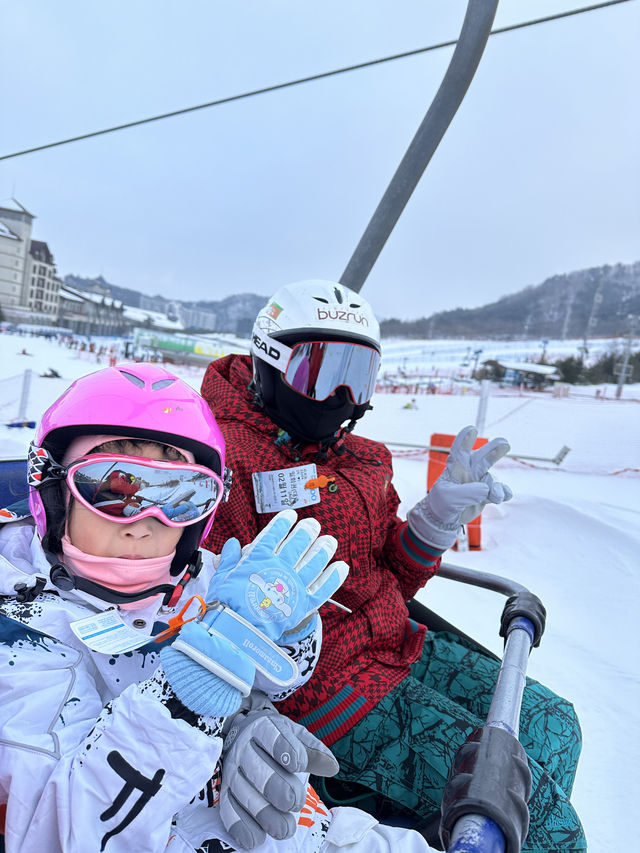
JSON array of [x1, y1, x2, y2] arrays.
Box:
[[65, 454, 224, 527], [282, 340, 381, 404]]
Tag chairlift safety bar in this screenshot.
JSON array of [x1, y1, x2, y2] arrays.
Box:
[[437, 561, 538, 853]]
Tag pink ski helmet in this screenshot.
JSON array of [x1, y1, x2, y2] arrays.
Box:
[[29, 363, 227, 575]]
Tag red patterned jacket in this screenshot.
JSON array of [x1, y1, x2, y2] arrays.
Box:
[[201, 355, 442, 744]]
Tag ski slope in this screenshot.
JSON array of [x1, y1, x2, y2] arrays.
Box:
[[0, 331, 638, 852]]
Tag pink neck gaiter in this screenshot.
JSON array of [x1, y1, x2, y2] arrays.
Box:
[[61, 535, 175, 611]]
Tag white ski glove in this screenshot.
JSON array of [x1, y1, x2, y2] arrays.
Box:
[[407, 425, 513, 550], [220, 705, 339, 849]]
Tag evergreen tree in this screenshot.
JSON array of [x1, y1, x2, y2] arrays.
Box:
[[554, 355, 585, 384]]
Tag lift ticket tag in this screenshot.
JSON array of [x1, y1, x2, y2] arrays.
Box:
[[252, 464, 321, 513], [70, 610, 152, 654]]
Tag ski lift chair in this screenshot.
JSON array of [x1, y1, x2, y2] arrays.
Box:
[[0, 459, 28, 510]]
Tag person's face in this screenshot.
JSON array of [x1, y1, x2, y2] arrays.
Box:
[[67, 445, 183, 558]]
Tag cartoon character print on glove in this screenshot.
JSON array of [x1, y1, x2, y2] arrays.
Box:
[[248, 571, 295, 620], [208, 509, 349, 643]]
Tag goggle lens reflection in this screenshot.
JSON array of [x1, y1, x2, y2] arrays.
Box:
[[66, 455, 223, 527], [283, 341, 380, 403]]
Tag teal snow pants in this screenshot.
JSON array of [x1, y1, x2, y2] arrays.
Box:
[[312, 631, 586, 852]]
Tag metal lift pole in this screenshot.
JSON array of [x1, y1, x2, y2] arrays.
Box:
[[340, 0, 499, 293]]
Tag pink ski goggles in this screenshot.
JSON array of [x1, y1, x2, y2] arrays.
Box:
[[65, 454, 224, 527]]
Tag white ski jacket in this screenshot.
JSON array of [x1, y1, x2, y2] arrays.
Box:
[[0, 521, 436, 853]]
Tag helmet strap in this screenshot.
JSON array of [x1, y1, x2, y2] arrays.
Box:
[[248, 377, 263, 410], [324, 415, 360, 455], [28, 442, 67, 488], [164, 550, 202, 607], [341, 418, 358, 437]]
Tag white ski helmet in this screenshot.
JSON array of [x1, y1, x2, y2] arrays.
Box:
[[250, 280, 381, 444]]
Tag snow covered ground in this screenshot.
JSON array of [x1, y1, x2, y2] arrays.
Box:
[[1, 331, 638, 851]]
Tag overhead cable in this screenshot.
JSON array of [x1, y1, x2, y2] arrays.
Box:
[[0, 0, 633, 162]]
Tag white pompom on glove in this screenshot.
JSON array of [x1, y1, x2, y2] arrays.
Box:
[[407, 425, 513, 550]]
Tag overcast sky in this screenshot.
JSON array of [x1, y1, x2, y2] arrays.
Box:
[[2, 0, 638, 320]]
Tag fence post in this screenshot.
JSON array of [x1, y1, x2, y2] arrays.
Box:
[[475, 379, 491, 435], [17, 369, 32, 422]]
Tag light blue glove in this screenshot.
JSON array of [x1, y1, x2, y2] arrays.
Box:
[[208, 509, 349, 644], [161, 510, 349, 719], [161, 500, 199, 521], [407, 425, 513, 550], [160, 558, 285, 718], [160, 620, 255, 717]]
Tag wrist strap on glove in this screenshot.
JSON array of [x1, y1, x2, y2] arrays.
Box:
[[203, 602, 299, 687], [160, 622, 253, 717], [161, 603, 299, 718]]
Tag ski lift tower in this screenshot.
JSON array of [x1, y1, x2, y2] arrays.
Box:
[[471, 347, 483, 378], [540, 339, 549, 363], [614, 316, 637, 399]]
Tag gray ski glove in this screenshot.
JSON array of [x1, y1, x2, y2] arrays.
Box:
[[408, 425, 513, 550], [220, 706, 339, 849]]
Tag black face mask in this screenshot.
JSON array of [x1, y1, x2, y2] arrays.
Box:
[[268, 378, 355, 443], [252, 331, 377, 445], [254, 366, 368, 445]]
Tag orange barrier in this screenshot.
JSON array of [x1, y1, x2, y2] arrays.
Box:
[[427, 432, 488, 550]]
